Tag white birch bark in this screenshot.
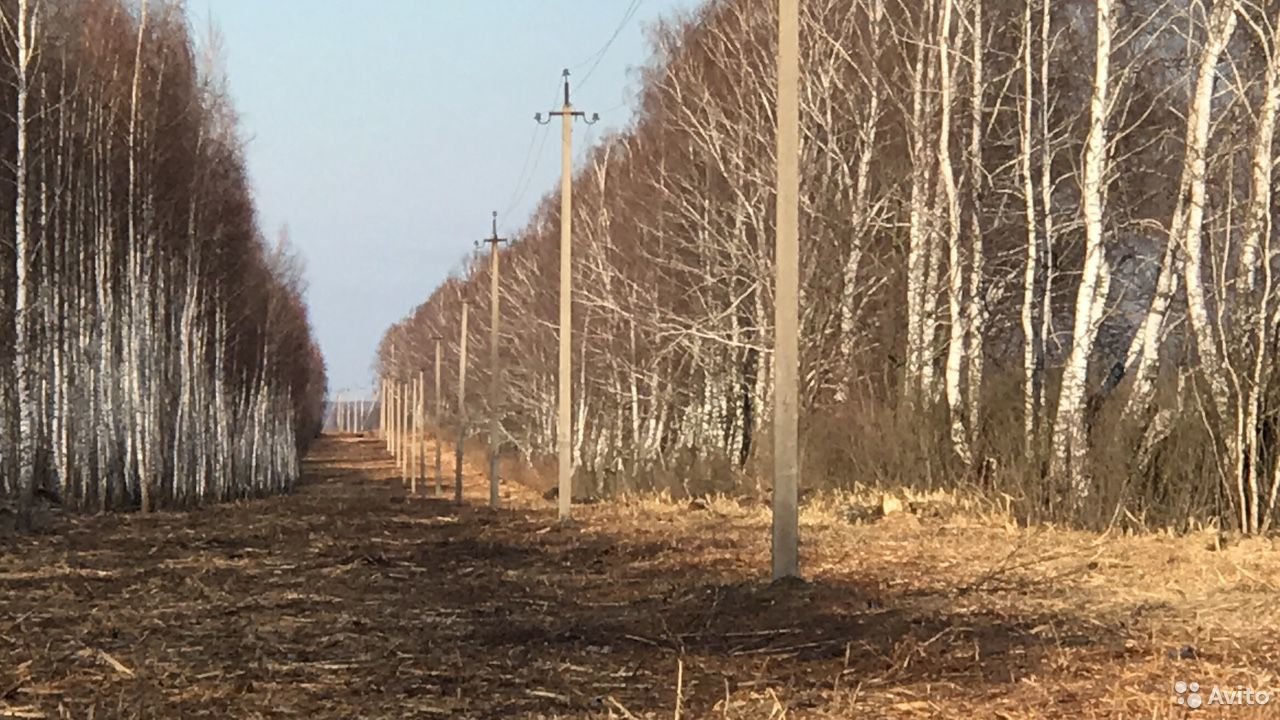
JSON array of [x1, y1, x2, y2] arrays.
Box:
[[838, 0, 884, 402], [1241, 5, 1280, 533], [1050, 0, 1113, 493], [126, 0, 152, 511], [1125, 1, 1238, 421], [11, 0, 38, 527], [1020, 0, 1043, 460], [965, 0, 986, 446], [1179, 0, 1238, 426], [905, 19, 934, 407], [939, 0, 972, 464]]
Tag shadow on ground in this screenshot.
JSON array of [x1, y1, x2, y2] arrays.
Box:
[[0, 436, 1137, 719]]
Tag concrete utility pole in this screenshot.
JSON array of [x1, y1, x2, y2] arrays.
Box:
[[456, 301, 469, 504], [396, 381, 405, 469], [414, 374, 422, 490], [387, 347, 397, 452], [477, 211, 509, 509], [391, 381, 399, 455], [399, 378, 409, 479], [773, 0, 801, 581], [410, 373, 421, 494], [433, 336, 444, 496], [536, 69, 598, 521], [417, 370, 427, 494]]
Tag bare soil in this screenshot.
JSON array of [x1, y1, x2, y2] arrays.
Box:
[[2, 435, 1279, 719]]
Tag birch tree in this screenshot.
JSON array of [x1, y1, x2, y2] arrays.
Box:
[[1050, 0, 1114, 496], [6, 0, 38, 528]]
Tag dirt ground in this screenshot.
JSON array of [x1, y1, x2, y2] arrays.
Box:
[[3, 435, 1280, 719]]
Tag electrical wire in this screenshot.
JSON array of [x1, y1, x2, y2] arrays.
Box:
[[501, 0, 643, 232], [576, 0, 642, 92], [497, 126, 544, 226], [497, 77, 570, 229], [498, 124, 552, 229]]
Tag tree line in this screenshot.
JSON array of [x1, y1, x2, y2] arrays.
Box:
[[379, 0, 1280, 533], [0, 0, 327, 525]]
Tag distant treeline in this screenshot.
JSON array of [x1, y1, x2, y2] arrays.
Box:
[[0, 0, 327, 522], [378, 0, 1280, 534]]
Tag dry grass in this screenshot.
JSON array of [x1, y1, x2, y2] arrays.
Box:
[[2, 436, 1279, 718]]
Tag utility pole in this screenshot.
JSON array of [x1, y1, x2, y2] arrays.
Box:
[[399, 377, 409, 479], [396, 381, 405, 469], [417, 370, 427, 494], [387, 348, 396, 454], [456, 301, 469, 504], [477, 211, 509, 508], [433, 336, 444, 496], [391, 381, 399, 455], [773, 0, 801, 581], [409, 374, 420, 494], [536, 69, 598, 521]]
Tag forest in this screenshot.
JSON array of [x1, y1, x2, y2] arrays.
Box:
[[0, 0, 328, 526], [5, 2, 1279, 716], [377, 0, 1280, 534]]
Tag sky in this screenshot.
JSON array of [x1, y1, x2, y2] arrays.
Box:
[[195, 0, 703, 398]]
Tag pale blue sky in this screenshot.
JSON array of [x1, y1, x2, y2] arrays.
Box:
[[196, 1, 702, 397]]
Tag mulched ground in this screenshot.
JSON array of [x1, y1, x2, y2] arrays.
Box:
[[3, 435, 1280, 719]]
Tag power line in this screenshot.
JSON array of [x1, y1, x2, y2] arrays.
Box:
[[596, 99, 631, 117], [576, 0, 642, 92], [569, 0, 640, 70], [498, 124, 552, 229], [497, 126, 544, 226], [497, 78, 569, 229], [502, 5, 639, 233]]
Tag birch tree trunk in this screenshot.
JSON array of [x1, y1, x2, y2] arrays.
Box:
[[964, 0, 986, 449], [1179, 0, 1237, 426], [939, 0, 973, 465], [905, 13, 935, 408], [1050, 0, 1113, 496], [838, 0, 883, 403], [127, 0, 152, 511], [1238, 4, 1280, 534], [12, 0, 38, 529], [1019, 0, 1043, 461]]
